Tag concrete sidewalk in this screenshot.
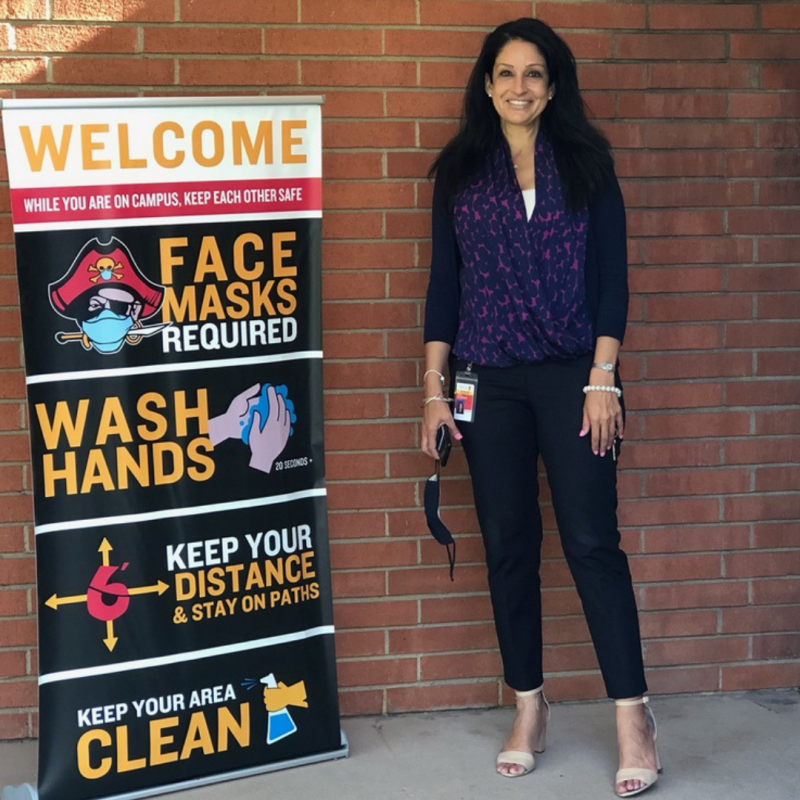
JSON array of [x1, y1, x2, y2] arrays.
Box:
[[2, 690, 798, 800]]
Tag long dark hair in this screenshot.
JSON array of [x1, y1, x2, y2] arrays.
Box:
[[429, 18, 614, 212]]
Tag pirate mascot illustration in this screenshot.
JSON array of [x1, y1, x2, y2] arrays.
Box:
[[49, 237, 168, 354]]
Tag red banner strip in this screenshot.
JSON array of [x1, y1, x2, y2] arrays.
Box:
[[10, 177, 321, 225]]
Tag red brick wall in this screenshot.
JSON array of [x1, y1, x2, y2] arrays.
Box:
[[0, 0, 798, 738]]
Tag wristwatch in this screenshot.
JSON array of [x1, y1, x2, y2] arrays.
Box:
[[592, 361, 615, 372]]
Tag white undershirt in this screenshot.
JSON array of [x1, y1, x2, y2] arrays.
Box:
[[522, 188, 536, 220]]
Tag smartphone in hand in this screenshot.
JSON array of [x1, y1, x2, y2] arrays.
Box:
[[435, 426, 452, 467]]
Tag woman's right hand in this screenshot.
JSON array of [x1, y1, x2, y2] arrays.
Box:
[[421, 342, 461, 458], [421, 400, 461, 459]]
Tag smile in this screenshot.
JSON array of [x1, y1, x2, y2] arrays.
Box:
[[507, 100, 531, 107]]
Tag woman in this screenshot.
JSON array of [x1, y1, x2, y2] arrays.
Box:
[[421, 18, 660, 798]]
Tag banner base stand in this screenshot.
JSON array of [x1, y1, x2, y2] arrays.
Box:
[[1, 730, 348, 800], [1, 784, 36, 800]]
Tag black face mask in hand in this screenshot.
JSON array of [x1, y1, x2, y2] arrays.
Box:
[[424, 427, 456, 580]]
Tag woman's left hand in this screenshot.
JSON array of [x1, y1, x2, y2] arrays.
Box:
[[581, 390, 623, 456]]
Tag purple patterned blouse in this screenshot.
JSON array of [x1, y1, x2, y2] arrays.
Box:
[[451, 135, 595, 366]]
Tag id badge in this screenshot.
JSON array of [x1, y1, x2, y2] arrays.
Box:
[[453, 370, 478, 422]]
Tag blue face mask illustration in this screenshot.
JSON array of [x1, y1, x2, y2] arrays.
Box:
[[80, 309, 134, 353]]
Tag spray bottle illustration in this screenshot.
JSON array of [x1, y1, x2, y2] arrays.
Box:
[[261, 673, 308, 744]]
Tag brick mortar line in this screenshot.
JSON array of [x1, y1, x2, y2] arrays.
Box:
[[341, 677, 498, 687], [4, 24, 678, 32], [324, 422, 800, 428], [334, 632, 800, 655], [334, 571, 775, 585]]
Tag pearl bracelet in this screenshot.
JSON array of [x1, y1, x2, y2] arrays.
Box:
[[583, 385, 622, 398]]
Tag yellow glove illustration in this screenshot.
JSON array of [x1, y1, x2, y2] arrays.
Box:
[[263, 680, 308, 712]]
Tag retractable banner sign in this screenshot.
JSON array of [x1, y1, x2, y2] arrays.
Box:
[[1, 96, 345, 800]]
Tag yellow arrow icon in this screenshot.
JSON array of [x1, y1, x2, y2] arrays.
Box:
[[45, 592, 88, 610], [98, 538, 113, 567], [128, 581, 169, 597], [46, 582, 166, 611], [104, 620, 117, 652]]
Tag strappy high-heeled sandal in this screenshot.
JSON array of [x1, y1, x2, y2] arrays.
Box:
[[614, 696, 662, 797], [496, 684, 551, 778]]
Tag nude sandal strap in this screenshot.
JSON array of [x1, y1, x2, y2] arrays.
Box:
[[616, 767, 657, 782], [615, 696, 649, 708], [515, 683, 544, 698], [496, 750, 535, 775], [615, 766, 658, 793]]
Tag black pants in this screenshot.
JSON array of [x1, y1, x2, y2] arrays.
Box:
[[457, 354, 647, 699]]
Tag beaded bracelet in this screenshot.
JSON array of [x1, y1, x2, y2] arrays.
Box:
[[422, 394, 453, 407], [583, 385, 622, 398]]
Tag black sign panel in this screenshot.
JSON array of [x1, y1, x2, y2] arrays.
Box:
[[5, 100, 340, 800]]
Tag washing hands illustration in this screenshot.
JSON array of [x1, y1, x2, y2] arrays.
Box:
[[208, 383, 297, 474]]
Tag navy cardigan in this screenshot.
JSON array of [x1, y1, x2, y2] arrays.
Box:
[[423, 171, 630, 355]]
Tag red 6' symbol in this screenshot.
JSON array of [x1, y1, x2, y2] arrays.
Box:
[[86, 564, 130, 622]]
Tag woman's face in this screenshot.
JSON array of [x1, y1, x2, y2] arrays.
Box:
[[485, 39, 552, 135]]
